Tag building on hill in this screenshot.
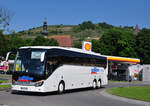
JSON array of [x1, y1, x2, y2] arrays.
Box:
[[84, 37, 99, 42], [133, 24, 139, 35], [41, 19, 48, 36], [48, 35, 73, 47]]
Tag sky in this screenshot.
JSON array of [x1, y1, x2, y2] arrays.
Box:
[[0, 0, 150, 32]]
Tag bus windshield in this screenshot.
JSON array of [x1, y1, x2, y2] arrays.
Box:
[[14, 49, 46, 75]]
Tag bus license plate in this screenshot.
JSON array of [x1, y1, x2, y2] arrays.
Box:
[[20, 87, 28, 91]]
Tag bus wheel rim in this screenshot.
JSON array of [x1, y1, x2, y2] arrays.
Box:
[[97, 80, 101, 88], [93, 81, 96, 89], [59, 83, 64, 92]]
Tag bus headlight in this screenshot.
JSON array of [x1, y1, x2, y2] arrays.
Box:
[[35, 81, 44, 87]]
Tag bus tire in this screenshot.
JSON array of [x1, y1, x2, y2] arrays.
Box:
[[58, 81, 65, 94], [92, 80, 97, 89], [97, 80, 101, 89]]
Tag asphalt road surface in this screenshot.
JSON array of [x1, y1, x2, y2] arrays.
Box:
[[0, 82, 149, 106]]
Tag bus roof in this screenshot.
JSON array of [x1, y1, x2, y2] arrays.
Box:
[[20, 46, 140, 64], [20, 46, 103, 57]]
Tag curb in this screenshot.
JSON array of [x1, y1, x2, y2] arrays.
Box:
[[100, 89, 150, 106]]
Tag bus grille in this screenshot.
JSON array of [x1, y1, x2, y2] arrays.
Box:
[[12, 81, 35, 86]]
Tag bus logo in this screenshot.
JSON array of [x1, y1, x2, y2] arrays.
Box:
[[91, 67, 99, 74], [99, 68, 104, 73]]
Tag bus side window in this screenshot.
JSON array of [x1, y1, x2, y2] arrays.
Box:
[[15, 59, 21, 71], [46, 61, 52, 75], [46, 60, 58, 75]]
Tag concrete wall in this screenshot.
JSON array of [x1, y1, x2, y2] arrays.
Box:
[[142, 65, 150, 81], [128, 64, 143, 80]]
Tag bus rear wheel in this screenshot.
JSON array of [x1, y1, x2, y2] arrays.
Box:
[[58, 82, 65, 94], [97, 80, 101, 89], [92, 80, 97, 89]]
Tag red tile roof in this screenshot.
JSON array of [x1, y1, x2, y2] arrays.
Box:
[[48, 35, 73, 47]]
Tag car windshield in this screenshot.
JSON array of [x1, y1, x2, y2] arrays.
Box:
[[14, 48, 46, 75]]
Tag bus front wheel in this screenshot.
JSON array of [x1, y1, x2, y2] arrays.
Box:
[[58, 82, 65, 94]]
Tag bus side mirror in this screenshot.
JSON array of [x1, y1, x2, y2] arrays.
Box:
[[41, 52, 45, 62]]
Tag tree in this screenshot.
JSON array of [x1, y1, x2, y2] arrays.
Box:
[[73, 21, 96, 32], [98, 22, 113, 29], [79, 21, 95, 30], [6, 35, 26, 52], [0, 30, 7, 56], [1, 35, 58, 57], [117, 31, 137, 57], [32, 36, 59, 46], [136, 28, 150, 64], [98, 29, 122, 55], [73, 40, 82, 48], [0, 7, 13, 29], [92, 39, 101, 53], [92, 29, 137, 58]]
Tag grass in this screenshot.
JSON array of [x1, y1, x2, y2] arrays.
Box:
[[0, 85, 11, 89], [107, 86, 150, 102], [0, 80, 9, 83]]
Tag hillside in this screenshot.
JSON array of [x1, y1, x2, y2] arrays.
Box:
[[17, 21, 136, 42], [19, 25, 75, 38]]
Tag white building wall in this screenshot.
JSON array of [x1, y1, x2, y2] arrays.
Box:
[[142, 65, 150, 81]]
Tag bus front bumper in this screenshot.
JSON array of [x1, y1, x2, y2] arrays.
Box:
[[11, 85, 45, 92]]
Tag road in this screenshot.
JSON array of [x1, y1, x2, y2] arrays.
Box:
[[0, 82, 149, 106]]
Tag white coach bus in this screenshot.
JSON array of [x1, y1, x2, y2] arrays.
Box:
[[11, 46, 108, 93]]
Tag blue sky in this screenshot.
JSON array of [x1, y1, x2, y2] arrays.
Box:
[[0, 0, 150, 32]]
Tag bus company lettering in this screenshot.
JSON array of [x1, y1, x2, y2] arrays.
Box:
[[91, 67, 99, 74], [99, 68, 104, 73], [18, 76, 34, 82]]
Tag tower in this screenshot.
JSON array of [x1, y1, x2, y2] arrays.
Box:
[[133, 24, 139, 35], [41, 18, 48, 36]]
